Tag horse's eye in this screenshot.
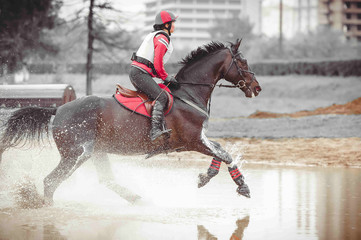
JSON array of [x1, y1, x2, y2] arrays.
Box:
[[239, 59, 247, 64]]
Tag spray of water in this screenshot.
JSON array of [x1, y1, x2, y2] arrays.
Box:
[[223, 141, 249, 175], [0, 138, 253, 212], [12, 176, 43, 209]]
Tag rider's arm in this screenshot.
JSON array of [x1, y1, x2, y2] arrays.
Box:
[[153, 34, 169, 80]]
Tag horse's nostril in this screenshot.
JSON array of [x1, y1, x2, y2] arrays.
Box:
[[255, 86, 261, 93]]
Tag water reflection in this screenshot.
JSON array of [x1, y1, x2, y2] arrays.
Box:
[[247, 165, 361, 240], [198, 215, 249, 240], [316, 168, 361, 240], [43, 224, 66, 240], [0, 212, 250, 240]]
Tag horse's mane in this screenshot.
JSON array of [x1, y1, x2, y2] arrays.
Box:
[[175, 41, 227, 81], [179, 41, 226, 66]]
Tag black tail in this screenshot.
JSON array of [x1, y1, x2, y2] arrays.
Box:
[[1, 107, 57, 149]]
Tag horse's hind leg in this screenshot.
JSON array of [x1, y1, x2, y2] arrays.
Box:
[[43, 141, 95, 206], [43, 156, 75, 206], [92, 152, 141, 204], [0, 147, 4, 164]]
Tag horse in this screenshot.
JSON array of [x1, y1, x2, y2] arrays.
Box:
[[0, 39, 261, 206]]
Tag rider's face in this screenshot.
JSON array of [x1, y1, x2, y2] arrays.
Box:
[[166, 22, 175, 34], [170, 22, 175, 33]]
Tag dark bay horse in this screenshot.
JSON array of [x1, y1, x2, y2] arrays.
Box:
[[0, 39, 261, 206]]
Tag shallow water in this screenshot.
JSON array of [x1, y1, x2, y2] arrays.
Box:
[[0, 147, 360, 240]]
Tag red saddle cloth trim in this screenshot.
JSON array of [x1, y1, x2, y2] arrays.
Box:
[[114, 83, 173, 118]]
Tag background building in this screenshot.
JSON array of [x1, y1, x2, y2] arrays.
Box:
[[142, 0, 361, 50], [262, 0, 319, 38], [319, 0, 361, 41], [143, 0, 321, 49], [144, 0, 247, 49]]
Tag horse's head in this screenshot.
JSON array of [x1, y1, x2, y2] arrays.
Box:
[[222, 39, 261, 98]]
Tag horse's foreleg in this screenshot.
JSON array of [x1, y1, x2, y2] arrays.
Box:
[[198, 157, 222, 188], [92, 152, 141, 204], [196, 136, 232, 188], [196, 137, 250, 198], [227, 165, 250, 198]]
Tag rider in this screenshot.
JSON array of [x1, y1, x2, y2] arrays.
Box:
[[130, 10, 179, 141]]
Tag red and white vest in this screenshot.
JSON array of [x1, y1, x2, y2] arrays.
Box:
[[136, 30, 173, 64], [132, 30, 173, 80]]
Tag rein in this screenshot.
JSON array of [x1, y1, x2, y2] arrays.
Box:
[[177, 82, 238, 88], [172, 94, 210, 118]]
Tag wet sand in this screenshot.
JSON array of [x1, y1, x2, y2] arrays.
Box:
[[168, 137, 361, 168], [206, 76, 361, 168]]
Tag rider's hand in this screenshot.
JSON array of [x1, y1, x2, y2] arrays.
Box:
[[164, 75, 180, 89]]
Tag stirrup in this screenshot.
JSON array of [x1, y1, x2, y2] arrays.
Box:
[[150, 128, 172, 141]]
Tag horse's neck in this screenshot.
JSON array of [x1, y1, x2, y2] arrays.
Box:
[[176, 58, 223, 109]]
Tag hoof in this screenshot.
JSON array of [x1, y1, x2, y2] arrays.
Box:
[[198, 173, 210, 188], [237, 184, 251, 198]]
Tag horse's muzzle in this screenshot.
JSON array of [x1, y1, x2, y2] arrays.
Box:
[[255, 86, 262, 95]]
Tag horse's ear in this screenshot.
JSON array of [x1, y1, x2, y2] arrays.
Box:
[[235, 38, 242, 50], [231, 38, 242, 52]]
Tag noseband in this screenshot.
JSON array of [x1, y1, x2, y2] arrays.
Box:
[[221, 46, 256, 90]]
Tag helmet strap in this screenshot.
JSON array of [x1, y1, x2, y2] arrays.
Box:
[[166, 22, 172, 36]]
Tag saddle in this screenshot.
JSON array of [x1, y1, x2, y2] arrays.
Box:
[[113, 83, 173, 117]]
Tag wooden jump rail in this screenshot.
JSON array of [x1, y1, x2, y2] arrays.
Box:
[[0, 84, 76, 162], [0, 84, 76, 108]]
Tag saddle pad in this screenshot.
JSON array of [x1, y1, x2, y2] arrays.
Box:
[[113, 83, 173, 118]]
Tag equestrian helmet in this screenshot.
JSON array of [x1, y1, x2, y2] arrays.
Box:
[[155, 10, 177, 25]]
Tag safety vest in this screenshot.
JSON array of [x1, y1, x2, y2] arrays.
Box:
[[136, 30, 173, 64]]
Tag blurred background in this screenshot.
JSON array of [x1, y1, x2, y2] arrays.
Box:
[[0, 0, 360, 97]]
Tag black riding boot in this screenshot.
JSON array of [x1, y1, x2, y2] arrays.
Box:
[[150, 101, 172, 141]]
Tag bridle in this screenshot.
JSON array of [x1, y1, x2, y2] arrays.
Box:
[[178, 46, 256, 90], [172, 46, 257, 118], [221, 46, 256, 90]]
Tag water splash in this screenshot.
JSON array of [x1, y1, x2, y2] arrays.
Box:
[[12, 176, 43, 209], [223, 141, 249, 171]]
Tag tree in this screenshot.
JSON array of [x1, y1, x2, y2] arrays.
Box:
[[289, 26, 359, 59], [208, 15, 255, 53], [0, 0, 62, 75], [86, 0, 95, 95], [83, 0, 139, 95], [246, 26, 361, 62]]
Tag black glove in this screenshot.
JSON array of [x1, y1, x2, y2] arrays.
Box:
[[164, 75, 180, 89]]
